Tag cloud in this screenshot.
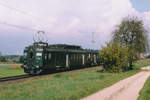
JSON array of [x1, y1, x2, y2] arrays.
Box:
[[142, 11, 150, 30], [0, 0, 149, 54], [0, 0, 134, 32]]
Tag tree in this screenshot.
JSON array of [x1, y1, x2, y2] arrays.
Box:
[[99, 42, 129, 72], [0, 56, 6, 62], [112, 17, 149, 70]]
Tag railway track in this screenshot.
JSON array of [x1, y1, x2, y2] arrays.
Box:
[[0, 75, 31, 82], [0, 66, 100, 83]]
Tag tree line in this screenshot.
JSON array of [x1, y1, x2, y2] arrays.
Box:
[[99, 17, 149, 72], [0, 55, 23, 63]]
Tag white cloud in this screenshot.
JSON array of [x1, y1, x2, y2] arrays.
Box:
[[0, 0, 134, 32], [142, 11, 150, 31], [0, 0, 150, 54]]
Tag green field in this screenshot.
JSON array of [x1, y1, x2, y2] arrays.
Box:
[[0, 59, 150, 100], [0, 65, 25, 77], [138, 76, 150, 100]]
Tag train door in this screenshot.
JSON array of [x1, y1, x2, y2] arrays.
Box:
[[82, 54, 85, 66], [66, 54, 69, 68], [55, 52, 66, 68], [43, 51, 48, 66]]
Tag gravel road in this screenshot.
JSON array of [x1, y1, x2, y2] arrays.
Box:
[[82, 67, 150, 100]]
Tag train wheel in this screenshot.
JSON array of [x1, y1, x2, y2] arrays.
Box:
[[35, 69, 43, 75], [66, 67, 71, 71], [29, 70, 34, 75], [30, 69, 43, 75]]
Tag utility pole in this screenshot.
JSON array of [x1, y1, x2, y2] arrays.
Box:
[[0, 51, 2, 56], [91, 32, 96, 49]]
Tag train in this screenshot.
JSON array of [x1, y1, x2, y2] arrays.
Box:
[[22, 42, 100, 75]]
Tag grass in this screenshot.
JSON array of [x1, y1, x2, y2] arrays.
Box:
[[0, 65, 25, 77], [134, 59, 150, 69], [138, 77, 150, 100], [0, 62, 16, 64], [0, 59, 150, 100]]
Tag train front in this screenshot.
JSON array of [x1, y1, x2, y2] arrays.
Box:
[[22, 42, 48, 75]]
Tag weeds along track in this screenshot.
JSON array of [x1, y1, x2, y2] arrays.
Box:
[[0, 75, 31, 82], [0, 66, 100, 84]]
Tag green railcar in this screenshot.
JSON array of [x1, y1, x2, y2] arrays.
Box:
[[22, 42, 99, 75]]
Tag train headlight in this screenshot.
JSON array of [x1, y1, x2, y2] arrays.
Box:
[[36, 66, 39, 68]]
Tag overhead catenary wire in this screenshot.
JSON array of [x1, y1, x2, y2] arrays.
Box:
[[0, 19, 51, 43], [0, 1, 28, 15], [0, 21, 38, 32], [0, 1, 47, 31], [0, 1, 98, 44], [0, 19, 52, 36], [0, 1, 52, 41]]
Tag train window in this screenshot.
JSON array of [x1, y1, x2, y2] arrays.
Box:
[[24, 52, 27, 57], [71, 54, 73, 60], [45, 55, 47, 60], [49, 53, 51, 60], [36, 48, 43, 51], [89, 54, 90, 58], [74, 54, 75, 60], [76, 54, 78, 60]]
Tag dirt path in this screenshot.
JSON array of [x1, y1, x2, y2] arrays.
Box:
[[82, 67, 150, 100]]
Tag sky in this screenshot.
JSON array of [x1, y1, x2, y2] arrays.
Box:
[[131, 0, 150, 12], [0, 0, 150, 55]]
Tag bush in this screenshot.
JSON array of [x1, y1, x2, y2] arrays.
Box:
[[99, 43, 129, 73], [10, 65, 22, 70], [0, 56, 6, 62], [146, 55, 150, 59]]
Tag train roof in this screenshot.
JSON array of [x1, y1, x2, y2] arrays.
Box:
[[46, 44, 98, 53], [48, 44, 83, 50], [30, 42, 99, 53]]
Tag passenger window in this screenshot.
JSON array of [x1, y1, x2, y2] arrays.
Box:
[[49, 53, 51, 60], [45, 55, 47, 60]]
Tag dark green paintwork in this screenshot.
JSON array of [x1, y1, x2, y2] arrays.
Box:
[[22, 42, 99, 74]]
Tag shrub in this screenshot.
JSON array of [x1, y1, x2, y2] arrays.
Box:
[[146, 55, 150, 59], [10, 65, 22, 70], [0, 56, 6, 62], [99, 43, 129, 73]]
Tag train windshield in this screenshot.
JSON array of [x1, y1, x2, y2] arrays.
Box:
[[24, 52, 27, 57], [36, 48, 43, 56], [23, 47, 28, 58], [36, 52, 42, 57]]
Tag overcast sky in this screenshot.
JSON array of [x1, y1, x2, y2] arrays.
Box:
[[0, 0, 150, 55]]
